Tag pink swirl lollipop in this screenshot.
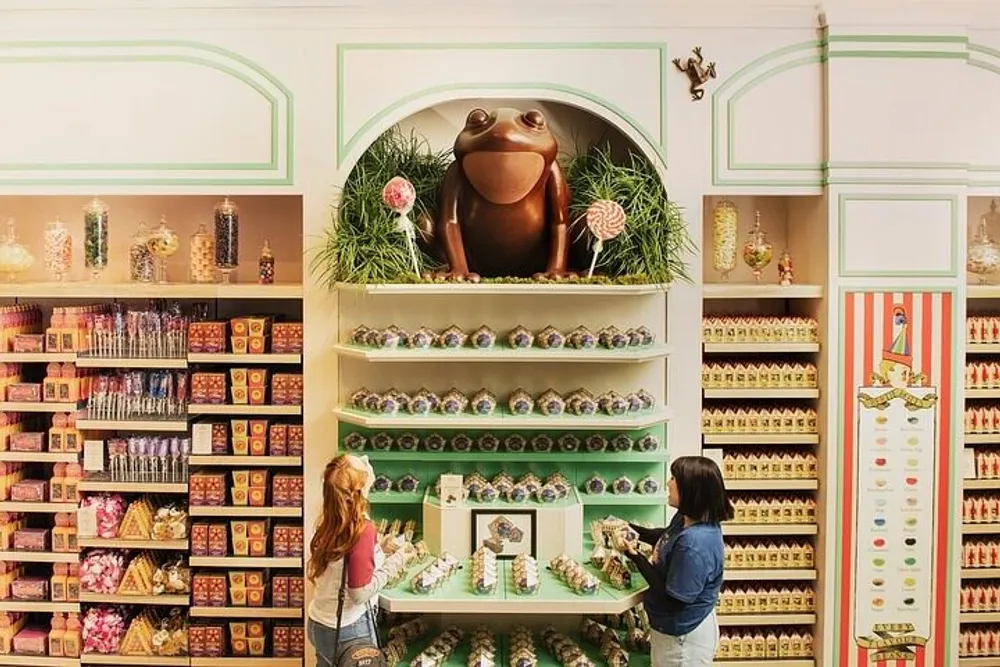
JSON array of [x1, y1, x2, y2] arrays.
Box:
[[585, 199, 627, 277], [382, 176, 416, 214]]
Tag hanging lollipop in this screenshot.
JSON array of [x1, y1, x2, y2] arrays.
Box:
[[585, 199, 627, 278], [382, 176, 421, 278]]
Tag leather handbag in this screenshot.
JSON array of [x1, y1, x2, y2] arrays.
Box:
[[331, 554, 386, 667]]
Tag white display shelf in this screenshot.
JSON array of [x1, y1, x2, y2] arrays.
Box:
[[0, 600, 79, 612], [334, 406, 672, 430], [0, 451, 79, 463], [82, 656, 190, 666], [78, 481, 188, 493], [78, 538, 188, 550], [337, 282, 666, 296], [723, 524, 818, 536], [961, 612, 1000, 623], [725, 568, 817, 581], [966, 479, 1000, 490], [189, 556, 303, 568], [968, 389, 1000, 399], [963, 524, 1000, 535], [959, 658, 1000, 667], [188, 353, 302, 364], [968, 344, 1000, 354], [76, 356, 187, 369], [962, 568, 1000, 579], [77, 419, 189, 432], [716, 613, 816, 626], [967, 434, 1000, 444], [190, 506, 302, 518], [379, 587, 645, 615], [969, 286, 1000, 300], [0, 353, 76, 363], [364, 450, 665, 463], [703, 388, 819, 399], [0, 501, 77, 513], [80, 592, 189, 606], [704, 434, 819, 445], [190, 606, 303, 618], [334, 343, 671, 363], [702, 284, 823, 299], [711, 662, 814, 667], [724, 479, 819, 491], [188, 404, 302, 416], [191, 658, 303, 666], [0, 281, 303, 300], [703, 343, 819, 353], [0, 401, 79, 412], [189, 455, 302, 467], [0, 549, 78, 563], [3, 656, 79, 667]]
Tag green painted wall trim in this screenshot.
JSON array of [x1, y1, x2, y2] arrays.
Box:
[[831, 284, 960, 667], [829, 50, 968, 60], [837, 194, 960, 278], [335, 42, 668, 171], [0, 40, 294, 185], [826, 34, 968, 44]]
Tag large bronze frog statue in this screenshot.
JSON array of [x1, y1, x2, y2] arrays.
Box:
[[423, 107, 573, 280]]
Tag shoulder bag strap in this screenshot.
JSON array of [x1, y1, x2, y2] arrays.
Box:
[[333, 553, 349, 656]]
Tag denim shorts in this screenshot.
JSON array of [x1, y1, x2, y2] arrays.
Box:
[[308, 613, 378, 667]]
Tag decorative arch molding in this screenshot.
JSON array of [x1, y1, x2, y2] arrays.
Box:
[[0, 40, 294, 186], [968, 43, 1000, 189], [711, 39, 825, 189]]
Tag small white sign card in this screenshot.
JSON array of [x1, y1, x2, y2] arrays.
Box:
[[83, 440, 105, 473], [77, 504, 98, 538], [439, 474, 464, 508], [192, 423, 214, 455]]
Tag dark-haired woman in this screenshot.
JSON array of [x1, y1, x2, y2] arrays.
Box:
[[623, 456, 733, 667]]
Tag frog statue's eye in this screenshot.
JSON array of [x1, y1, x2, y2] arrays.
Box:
[[522, 110, 546, 129], [465, 108, 490, 128]]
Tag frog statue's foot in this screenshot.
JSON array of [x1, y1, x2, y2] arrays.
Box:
[[533, 270, 578, 281], [422, 270, 482, 283]]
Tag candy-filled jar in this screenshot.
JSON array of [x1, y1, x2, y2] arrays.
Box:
[[128, 222, 154, 283], [44, 218, 72, 281], [258, 239, 274, 284], [969, 200, 1000, 284], [147, 215, 180, 284], [213, 196, 239, 282], [0, 218, 34, 282], [741, 211, 773, 282], [189, 223, 215, 283], [712, 199, 739, 280], [83, 197, 110, 278]]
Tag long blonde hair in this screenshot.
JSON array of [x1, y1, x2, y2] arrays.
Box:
[[308, 455, 370, 582]]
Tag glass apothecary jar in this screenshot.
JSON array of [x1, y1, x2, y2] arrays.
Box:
[[0, 218, 34, 282], [741, 211, 773, 282], [712, 199, 738, 280], [258, 240, 274, 285], [147, 215, 180, 284], [129, 222, 155, 283], [213, 196, 240, 283], [83, 197, 110, 278], [969, 200, 1000, 284], [189, 223, 215, 283], [44, 217, 72, 281]]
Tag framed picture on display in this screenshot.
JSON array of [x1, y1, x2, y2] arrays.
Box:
[[470, 509, 537, 559]]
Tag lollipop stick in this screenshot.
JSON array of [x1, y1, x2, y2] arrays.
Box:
[[587, 239, 604, 278], [397, 212, 421, 278]]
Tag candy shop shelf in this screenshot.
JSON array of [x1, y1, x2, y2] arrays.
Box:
[[703, 343, 820, 353], [723, 524, 818, 536], [967, 389, 1000, 399], [0, 501, 78, 512], [717, 613, 816, 626], [78, 538, 188, 550], [3, 656, 80, 667], [190, 658, 303, 666], [80, 592, 190, 606], [702, 284, 823, 299], [969, 285, 1000, 300], [963, 524, 1000, 535], [190, 606, 303, 618], [78, 481, 189, 493], [725, 568, 818, 581], [189, 556, 303, 568], [961, 612, 1000, 623], [959, 658, 1000, 667], [0, 401, 80, 412], [0, 600, 79, 612], [703, 434, 820, 445], [333, 343, 672, 363], [703, 389, 820, 400], [0, 451, 80, 463], [0, 549, 78, 562], [77, 419, 189, 432], [187, 353, 302, 364], [369, 491, 424, 504], [961, 568, 1000, 578], [0, 353, 76, 363], [333, 406, 672, 430], [0, 281, 303, 300], [968, 434, 1000, 444], [188, 404, 302, 416], [710, 662, 814, 667], [337, 282, 667, 296], [75, 357, 188, 369], [82, 656, 190, 666], [724, 479, 819, 491], [189, 506, 302, 518], [579, 494, 666, 506], [968, 344, 1000, 354], [362, 450, 666, 463], [965, 479, 1000, 490], [189, 455, 302, 467]]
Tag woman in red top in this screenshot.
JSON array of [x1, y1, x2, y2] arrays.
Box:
[[307, 455, 410, 666]]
